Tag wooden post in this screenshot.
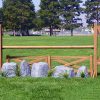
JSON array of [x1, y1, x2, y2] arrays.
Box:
[[98, 26, 100, 33], [47, 56, 51, 69], [0, 23, 2, 69], [90, 55, 93, 77], [94, 23, 98, 77]]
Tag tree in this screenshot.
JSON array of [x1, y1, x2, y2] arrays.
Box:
[[34, 12, 45, 31], [59, 0, 82, 36], [0, 8, 3, 21], [3, 0, 35, 36], [85, 0, 100, 26], [39, 0, 61, 36]]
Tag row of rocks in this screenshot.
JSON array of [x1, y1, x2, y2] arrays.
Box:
[[1, 60, 88, 78], [52, 65, 88, 78]]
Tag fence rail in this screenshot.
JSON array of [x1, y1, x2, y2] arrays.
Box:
[[3, 45, 94, 49]]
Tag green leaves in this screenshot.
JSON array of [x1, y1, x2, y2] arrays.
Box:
[[3, 0, 36, 35], [0, 8, 3, 20], [39, 0, 61, 36], [85, 0, 100, 26], [81, 72, 85, 78], [59, 0, 82, 36], [2, 0, 99, 36]]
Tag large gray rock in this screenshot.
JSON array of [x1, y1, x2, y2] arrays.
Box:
[[76, 66, 88, 77], [52, 65, 75, 78], [1, 62, 17, 77], [31, 62, 49, 77], [20, 60, 31, 77]]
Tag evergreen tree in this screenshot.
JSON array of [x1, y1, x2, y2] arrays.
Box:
[[0, 8, 3, 21], [85, 0, 100, 26], [39, 0, 61, 36], [34, 12, 45, 31], [59, 0, 82, 36], [3, 0, 35, 36]]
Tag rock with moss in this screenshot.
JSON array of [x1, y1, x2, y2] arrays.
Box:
[[1, 62, 17, 77], [52, 65, 75, 78], [31, 62, 49, 77], [76, 66, 88, 78], [20, 60, 31, 77]]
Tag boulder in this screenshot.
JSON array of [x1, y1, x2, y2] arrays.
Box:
[[20, 60, 31, 77], [76, 66, 88, 77], [1, 62, 17, 77], [31, 62, 49, 77], [52, 65, 75, 78]]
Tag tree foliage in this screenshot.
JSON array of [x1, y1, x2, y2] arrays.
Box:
[[3, 0, 35, 36], [39, 0, 61, 36], [85, 0, 100, 26], [34, 12, 45, 31], [0, 8, 3, 21], [59, 0, 83, 36]]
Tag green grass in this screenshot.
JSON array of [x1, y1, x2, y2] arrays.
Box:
[[3, 35, 94, 46], [0, 77, 100, 100], [1, 35, 100, 100]]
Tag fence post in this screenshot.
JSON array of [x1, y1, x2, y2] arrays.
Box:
[[90, 55, 93, 77], [47, 56, 51, 69], [0, 23, 2, 69], [94, 23, 98, 77]]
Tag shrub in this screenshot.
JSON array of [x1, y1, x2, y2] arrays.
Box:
[[48, 69, 55, 77], [63, 72, 68, 79], [81, 72, 85, 78], [0, 71, 6, 77]]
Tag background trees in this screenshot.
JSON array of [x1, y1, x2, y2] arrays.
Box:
[[1, 0, 100, 36], [3, 0, 35, 36], [59, 0, 83, 36], [85, 0, 100, 26], [39, 0, 61, 36]]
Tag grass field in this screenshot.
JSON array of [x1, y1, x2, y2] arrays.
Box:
[[1, 35, 100, 100]]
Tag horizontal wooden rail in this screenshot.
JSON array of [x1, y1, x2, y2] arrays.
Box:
[[3, 45, 94, 49], [51, 56, 90, 59]]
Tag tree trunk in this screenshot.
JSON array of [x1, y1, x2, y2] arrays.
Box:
[[20, 26, 29, 36], [20, 29, 24, 36], [71, 29, 73, 36], [13, 30, 16, 36], [25, 27, 29, 36], [50, 26, 53, 36]]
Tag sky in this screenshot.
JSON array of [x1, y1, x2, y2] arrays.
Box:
[[0, 0, 87, 26]]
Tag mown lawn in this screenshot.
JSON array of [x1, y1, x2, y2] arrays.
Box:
[[0, 77, 100, 100], [1, 35, 100, 100]]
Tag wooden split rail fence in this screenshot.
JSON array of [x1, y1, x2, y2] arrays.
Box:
[[6, 55, 93, 77], [0, 22, 100, 77]]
